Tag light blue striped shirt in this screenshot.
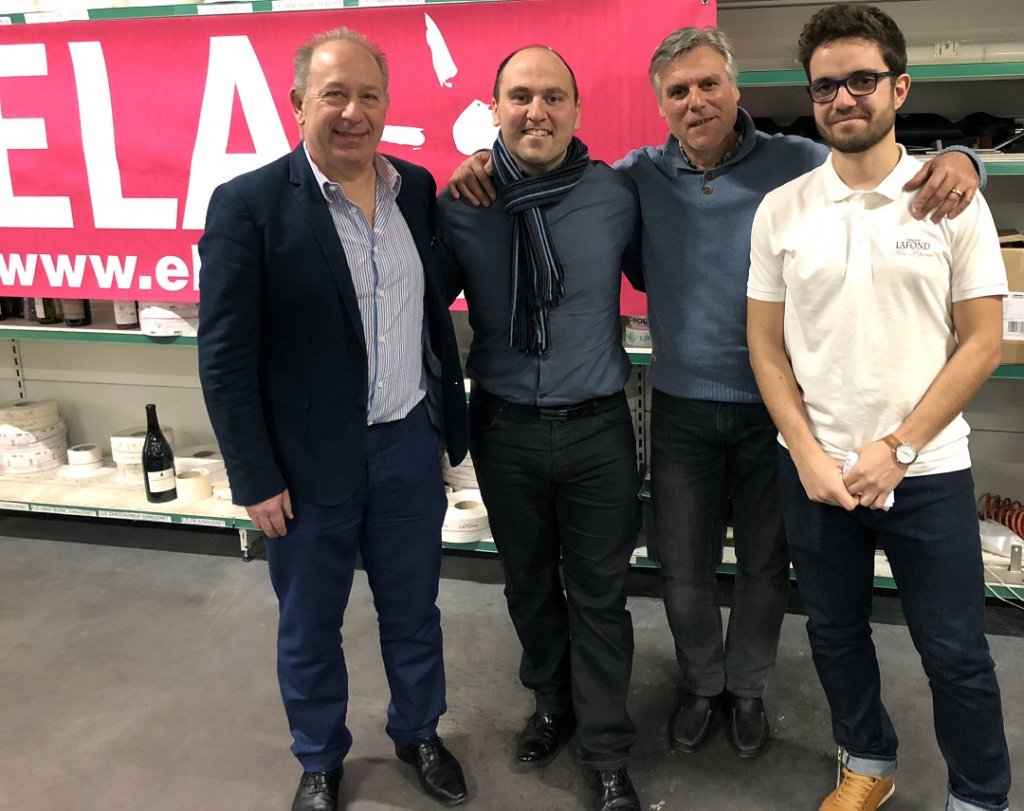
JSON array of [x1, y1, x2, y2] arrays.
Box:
[[305, 146, 426, 425]]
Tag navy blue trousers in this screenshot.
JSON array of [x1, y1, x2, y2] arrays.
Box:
[[778, 449, 1011, 810], [265, 402, 449, 772]]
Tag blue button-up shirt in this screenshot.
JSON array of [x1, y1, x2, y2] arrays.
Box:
[[306, 146, 426, 425]]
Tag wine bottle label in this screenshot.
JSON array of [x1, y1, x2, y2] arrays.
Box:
[[62, 300, 85, 320], [114, 300, 139, 325], [146, 468, 176, 492]]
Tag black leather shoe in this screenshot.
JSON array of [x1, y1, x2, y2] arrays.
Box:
[[593, 769, 641, 811], [517, 711, 576, 767], [669, 692, 722, 753], [291, 767, 341, 811], [724, 693, 770, 758], [395, 734, 468, 806]]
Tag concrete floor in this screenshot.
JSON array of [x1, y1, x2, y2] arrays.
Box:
[[0, 521, 1021, 811]]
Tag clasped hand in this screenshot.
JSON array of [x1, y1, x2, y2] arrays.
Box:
[[798, 441, 903, 511]]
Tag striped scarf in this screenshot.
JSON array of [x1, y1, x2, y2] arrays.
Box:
[[492, 133, 591, 355]]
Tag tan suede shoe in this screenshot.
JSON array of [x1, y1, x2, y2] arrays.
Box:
[[819, 767, 895, 810]]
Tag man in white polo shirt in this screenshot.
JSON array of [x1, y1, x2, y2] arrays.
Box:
[[746, 4, 1011, 811]]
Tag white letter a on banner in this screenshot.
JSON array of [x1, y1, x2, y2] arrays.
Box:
[[69, 41, 178, 230], [182, 36, 289, 230]]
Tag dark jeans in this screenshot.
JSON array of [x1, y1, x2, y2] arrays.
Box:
[[777, 449, 1011, 810], [265, 402, 448, 772], [650, 392, 790, 697], [469, 388, 640, 770]]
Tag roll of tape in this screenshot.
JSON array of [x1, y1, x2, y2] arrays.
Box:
[[442, 456, 475, 474], [443, 472, 480, 490], [177, 444, 221, 459], [58, 460, 105, 477], [0, 419, 66, 448], [176, 445, 225, 475], [444, 484, 454, 494], [117, 462, 145, 482], [441, 526, 491, 544], [138, 301, 201, 315], [442, 490, 489, 533], [1, 441, 68, 473], [0, 398, 60, 427], [110, 426, 175, 462], [139, 318, 199, 338], [175, 468, 213, 502], [67, 443, 103, 465]]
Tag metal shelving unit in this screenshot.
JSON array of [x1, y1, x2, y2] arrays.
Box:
[[736, 62, 1024, 175]]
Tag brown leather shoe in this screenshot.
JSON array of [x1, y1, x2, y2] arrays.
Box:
[[395, 734, 468, 806], [516, 711, 576, 767]]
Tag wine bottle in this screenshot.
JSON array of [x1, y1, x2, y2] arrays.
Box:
[[114, 300, 139, 330], [142, 403, 177, 503], [1, 298, 24, 319], [61, 299, 93, 327], [33, 298, 61, 324]]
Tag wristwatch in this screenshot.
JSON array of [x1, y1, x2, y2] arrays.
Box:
[[883, 434, 918, 465]]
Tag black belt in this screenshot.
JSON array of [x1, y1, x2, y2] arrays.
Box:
[[478, 390, 622, 423]]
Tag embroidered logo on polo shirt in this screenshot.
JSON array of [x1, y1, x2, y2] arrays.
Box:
[[893, 238, 936, 257]]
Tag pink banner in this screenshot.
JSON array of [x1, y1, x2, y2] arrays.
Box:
[[0, 0, 714, 306]]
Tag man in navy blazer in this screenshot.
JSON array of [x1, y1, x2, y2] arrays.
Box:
[[197, 27, 469, 810]]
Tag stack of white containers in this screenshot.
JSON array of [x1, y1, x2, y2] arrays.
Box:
[[110, 425, 175, 484], [0, 399, 68, 474], [440, 450, 489, 544], [138, 301, 199, 337]]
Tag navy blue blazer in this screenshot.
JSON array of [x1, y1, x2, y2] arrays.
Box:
[[197, 145, 467, 507]]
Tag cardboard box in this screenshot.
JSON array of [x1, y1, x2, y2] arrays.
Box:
[[1002, 247, 1024, 365]]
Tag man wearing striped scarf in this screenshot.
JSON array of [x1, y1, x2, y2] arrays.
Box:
[[437, 46, 644, 811]]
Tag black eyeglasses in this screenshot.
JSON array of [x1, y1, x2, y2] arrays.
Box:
[[806, 71, 896, 104]]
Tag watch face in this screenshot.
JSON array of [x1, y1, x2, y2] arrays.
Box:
[[895, 443, 917, 464]]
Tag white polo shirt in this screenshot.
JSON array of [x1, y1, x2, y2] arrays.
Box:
[[747, 146, 1008, 476]]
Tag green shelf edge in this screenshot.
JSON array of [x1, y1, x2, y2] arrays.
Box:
[[738, 61, 1024, 87], [3, 329, 1018, 379], [0, 498, 236, 528], [0, 325, 196, 345], [985, 163, 1024, 177], [4, 502, 1021, 599], [991, 364, 1024, 379]]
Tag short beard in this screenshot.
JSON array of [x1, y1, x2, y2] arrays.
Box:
[[818, 106, 895, 154]]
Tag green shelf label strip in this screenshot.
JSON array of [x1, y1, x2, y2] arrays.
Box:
[[737, 61, 1024, 87]]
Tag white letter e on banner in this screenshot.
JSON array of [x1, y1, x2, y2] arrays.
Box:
[[0, 44, 74, 228]]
